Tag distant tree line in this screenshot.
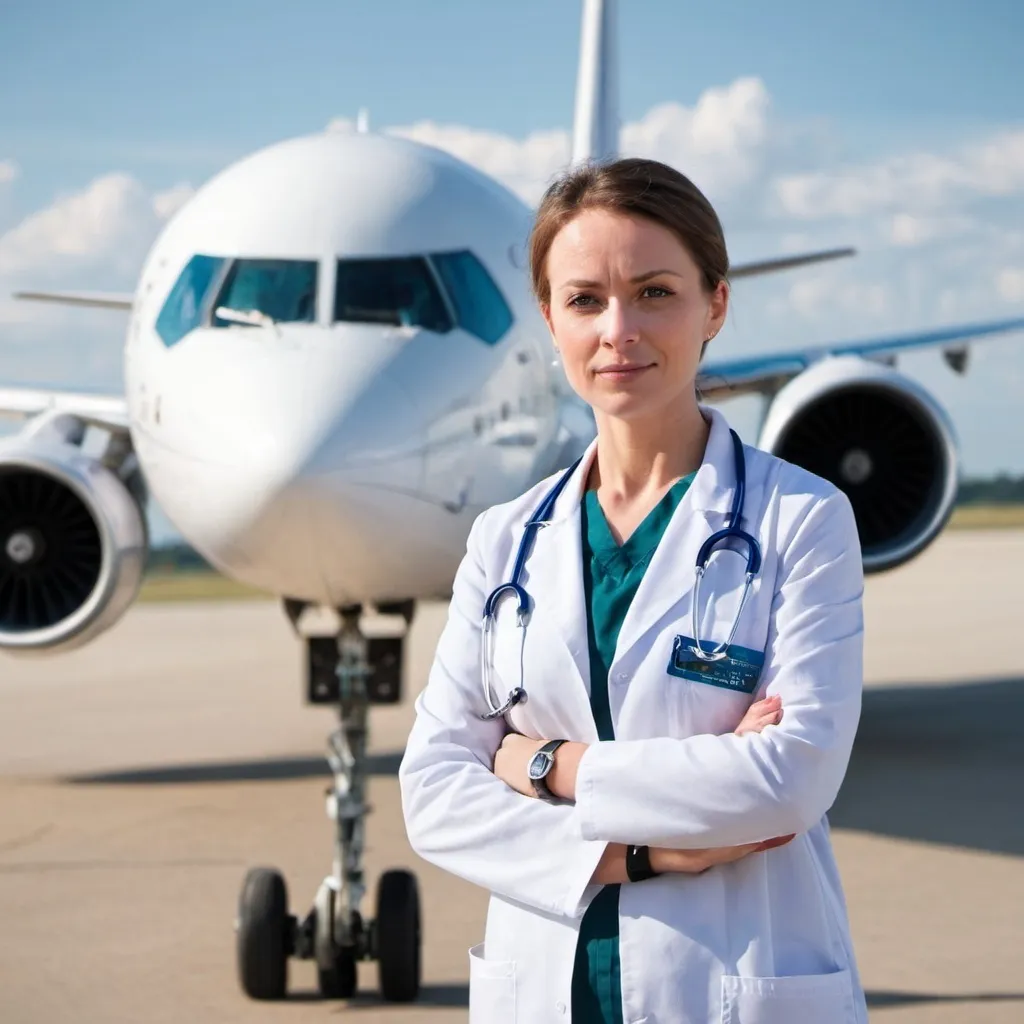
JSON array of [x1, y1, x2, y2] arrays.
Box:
[[957, 475, 1024, 505], [146, 544, 214, 571]]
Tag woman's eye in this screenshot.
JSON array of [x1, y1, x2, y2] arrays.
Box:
[[567, 293, 598, 309], [641, 285, 672, 299]]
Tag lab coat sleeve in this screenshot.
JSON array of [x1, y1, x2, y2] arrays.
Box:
[[399, 510, 607, 919], [575, 487, 864, 848]]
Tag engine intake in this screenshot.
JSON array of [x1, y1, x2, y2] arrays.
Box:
[[1, 470, 103, 630], [759, 357, 958, 573], [0, 441, 147, 653]]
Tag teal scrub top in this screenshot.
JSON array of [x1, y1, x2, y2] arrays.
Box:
[[571, 473, 696, 1024]]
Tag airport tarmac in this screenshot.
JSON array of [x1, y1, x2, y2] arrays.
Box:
[[1, 529, 1022, 1023]]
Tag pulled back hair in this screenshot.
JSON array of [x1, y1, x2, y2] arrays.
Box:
[[529, 157, 729, 306]]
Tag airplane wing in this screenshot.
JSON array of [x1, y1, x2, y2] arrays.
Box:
[[729, 247, 855, 280], [0, 387, 129, 431], [697, 316, 1024, 400], [13, 290, 134, 311]]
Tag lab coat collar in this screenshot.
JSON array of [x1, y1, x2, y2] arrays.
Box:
[[686, 405, 745, 515], [543, 404, 744, 524], [537, 405, 762, 678]]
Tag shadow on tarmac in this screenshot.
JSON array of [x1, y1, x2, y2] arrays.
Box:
[[65, 751, 404, 784], [865, 989, 1024, 1008], [830, 675, 1024, 856], [67, 675, 1024, 857], [282, 983, 470, 1008]]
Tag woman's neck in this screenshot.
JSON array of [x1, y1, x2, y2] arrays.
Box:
[[590, 399, 709, 502]]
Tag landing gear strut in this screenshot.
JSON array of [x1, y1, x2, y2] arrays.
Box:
[[236, 605, 421, 1002]]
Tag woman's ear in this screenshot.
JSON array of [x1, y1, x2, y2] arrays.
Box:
[[705, 280, 729, 340], [540, 302, 554, 338]]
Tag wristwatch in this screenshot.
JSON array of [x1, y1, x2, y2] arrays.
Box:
[[527, 739, 567, 801], [626, 844, 661, 883]]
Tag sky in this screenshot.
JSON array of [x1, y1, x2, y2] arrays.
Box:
[[1, 0, 1023, 535]]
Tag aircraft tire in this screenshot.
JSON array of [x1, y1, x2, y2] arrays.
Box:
[[318, 947, 357, 999], [236, 867, 289, 1000], [376, 869, 421, 1002]]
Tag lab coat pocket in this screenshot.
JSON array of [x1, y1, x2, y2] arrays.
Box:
[[468, 943, 516, 1023], [721, 968, 856, 1024]]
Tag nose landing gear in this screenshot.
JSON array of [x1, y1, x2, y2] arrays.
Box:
[[235, 606, 421, 1002]]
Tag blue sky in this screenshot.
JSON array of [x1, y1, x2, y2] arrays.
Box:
[[1, 0, 1023, 523], [3, 0, 1022, 203]]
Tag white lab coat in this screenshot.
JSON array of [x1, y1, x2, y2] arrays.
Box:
[[399, 407, 868, 1024]]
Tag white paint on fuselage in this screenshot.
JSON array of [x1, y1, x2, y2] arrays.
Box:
[[125, 132, 567, 605]]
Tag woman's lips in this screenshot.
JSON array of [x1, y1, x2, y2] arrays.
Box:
[[594, 364, 653, 382]]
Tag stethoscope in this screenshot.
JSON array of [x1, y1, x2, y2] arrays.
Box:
[[479, 430, 761, 721]]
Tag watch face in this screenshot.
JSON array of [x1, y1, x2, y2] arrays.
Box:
[[527, 751, 550, 781]]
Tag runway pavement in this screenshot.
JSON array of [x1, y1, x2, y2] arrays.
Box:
[[1, 529, 1022, 1023]]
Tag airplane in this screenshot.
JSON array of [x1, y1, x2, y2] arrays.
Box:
[[3, 0, 1023, 1006]]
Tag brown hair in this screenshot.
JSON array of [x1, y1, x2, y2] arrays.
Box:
[[529, 157, 729, 306]]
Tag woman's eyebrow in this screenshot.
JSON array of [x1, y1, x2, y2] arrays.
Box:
[[560, 269, 684, 289], [631, 268, 684, 283]]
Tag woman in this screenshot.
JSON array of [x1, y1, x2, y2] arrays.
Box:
[[399, 158, 867, 1024]]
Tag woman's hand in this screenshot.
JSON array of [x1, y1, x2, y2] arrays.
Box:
[[591, 834, 796, 884], [648, 695, 791, 873], [734, 693, 783, 736], [493, 733, 589, 799], [650, 834, 796, 875], [492, 733, 548, 797], [588, 694, 793, 884]]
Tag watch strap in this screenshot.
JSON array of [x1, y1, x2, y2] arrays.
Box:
[[625, 844, 660, 883]]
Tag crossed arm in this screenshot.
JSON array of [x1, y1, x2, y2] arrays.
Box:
[[399, 489, 864, 917], [493, 695, 792, 883]]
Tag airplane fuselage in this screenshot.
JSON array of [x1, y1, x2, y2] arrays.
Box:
[[124, 132, 571, 606]]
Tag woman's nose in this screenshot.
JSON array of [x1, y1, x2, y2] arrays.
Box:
[[598, 300, 639, 347]]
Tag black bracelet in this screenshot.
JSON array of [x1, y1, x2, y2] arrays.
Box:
[[625, 844, 660, 883]]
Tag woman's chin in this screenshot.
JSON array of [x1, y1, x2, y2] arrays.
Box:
[[588, 383, 684, 423]]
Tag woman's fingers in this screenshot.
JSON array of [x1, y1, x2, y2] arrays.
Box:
[[756, 834, 797, 852], [702, 842, 764, 867], [734, 695, 783, 736], [659, 833, 800, 874]]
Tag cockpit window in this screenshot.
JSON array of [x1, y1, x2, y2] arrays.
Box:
[[155, 254, 225, 347], [212, 259, 317, 326], [431, 251, 513, 345], [334, 258, 452, 333]]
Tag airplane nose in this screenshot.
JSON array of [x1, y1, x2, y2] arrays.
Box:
[[160, 329, 429, 599]]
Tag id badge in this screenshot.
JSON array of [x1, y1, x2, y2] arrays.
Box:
[[667, 635, 765, 694]]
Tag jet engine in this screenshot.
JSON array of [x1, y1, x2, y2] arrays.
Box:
[[0, 434, 147, 654], [758, 356, 958, 573]]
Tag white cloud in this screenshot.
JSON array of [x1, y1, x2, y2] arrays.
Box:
[[774, 128, 1024, 220], [890, 213, 935, 247], [391, 120, 570, 204], [782, 273, 892, 321], [0, 173, 193, 330], [330, 76, 772, 206], [622, 78, 770, 198], [0, 160, 17, 186], [152, 183, 195, 221], [0, 173, 153, 278], [997, 267, 1024, 302]]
